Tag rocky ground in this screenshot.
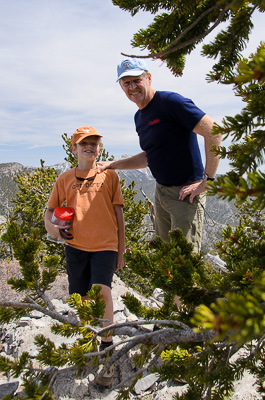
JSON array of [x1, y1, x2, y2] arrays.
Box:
[[0, 260, 262, 400]]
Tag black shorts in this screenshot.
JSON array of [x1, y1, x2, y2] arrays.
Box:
[[65, 245, 117, 296]]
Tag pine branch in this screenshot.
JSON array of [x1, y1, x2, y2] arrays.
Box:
[[238, 136, 265, 175], [121, 3, 228, 59]]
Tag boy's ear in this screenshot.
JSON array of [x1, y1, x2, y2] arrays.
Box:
[[71, 144, 77, 154]]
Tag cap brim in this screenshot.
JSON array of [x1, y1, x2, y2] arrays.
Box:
[[75, 133, 102, 144], [117, 69, 146, 82]]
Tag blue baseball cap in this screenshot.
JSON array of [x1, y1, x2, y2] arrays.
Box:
[[117, 58, 148, 81]]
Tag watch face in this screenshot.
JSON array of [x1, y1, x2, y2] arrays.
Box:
[[202, 173, 215, 181]]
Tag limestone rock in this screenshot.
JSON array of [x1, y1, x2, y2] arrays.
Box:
[[0, 381, 19, 399]]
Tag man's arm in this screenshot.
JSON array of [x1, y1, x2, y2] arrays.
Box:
[[194, 114, 222, 179], [97, 151, 148, 172], [179, 114, 222, 203]]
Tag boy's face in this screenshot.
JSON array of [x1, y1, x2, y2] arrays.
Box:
[[72, 136, 101, 160]]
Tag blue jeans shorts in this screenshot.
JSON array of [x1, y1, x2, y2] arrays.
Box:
[[65, 245, 117, 296]]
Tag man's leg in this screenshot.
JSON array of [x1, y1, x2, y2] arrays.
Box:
[[155, 183, 206, 252], [170, 192, 206, 253], [155, 183, 172, 242], [154, 184, 206, 310]]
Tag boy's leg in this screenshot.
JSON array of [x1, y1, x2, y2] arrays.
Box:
[[82, 284, 113, 342], [65, 245, 91, 296], [90, 251, 117, 387], [90, 251, 117, 343], [96, 284, 113, 343]]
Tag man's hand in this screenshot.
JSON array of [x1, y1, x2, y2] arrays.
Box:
[[97, 161, 113, 173], [179, 181, 209, 203]]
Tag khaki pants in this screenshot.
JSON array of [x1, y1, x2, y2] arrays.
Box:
[[155, 182, 206, 253]]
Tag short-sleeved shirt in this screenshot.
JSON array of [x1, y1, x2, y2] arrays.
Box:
[[46, 167, 124, 252], [134, 91, 205, 186]]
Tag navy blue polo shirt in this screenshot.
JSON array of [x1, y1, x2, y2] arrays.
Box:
[[134, 91, 205, 186]]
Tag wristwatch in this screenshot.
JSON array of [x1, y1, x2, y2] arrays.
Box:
[[202, 173, 215, 181]]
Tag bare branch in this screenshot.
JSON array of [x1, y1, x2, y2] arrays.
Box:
[[0, 300, 79, 326], [117, 344, 164, 390], [97, 318, 193, 338]]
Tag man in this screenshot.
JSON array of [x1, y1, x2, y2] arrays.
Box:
[[98, 58, 222, 253]]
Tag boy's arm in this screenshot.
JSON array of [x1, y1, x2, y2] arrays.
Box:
[[114, 204, 125, 271], [44, 207, 62, 240]]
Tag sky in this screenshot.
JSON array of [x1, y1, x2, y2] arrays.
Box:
[[0, 1, 263, 174]]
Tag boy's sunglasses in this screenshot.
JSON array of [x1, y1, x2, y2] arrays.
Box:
[[59, 229, 74, 240], [75, 167, 96, 182]]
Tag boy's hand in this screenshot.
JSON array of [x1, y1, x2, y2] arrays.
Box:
[[45, 222, 63, 240], [115, 256, 125, 272]]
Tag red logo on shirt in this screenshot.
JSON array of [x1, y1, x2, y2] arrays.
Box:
[[149, 119, 160, 126]]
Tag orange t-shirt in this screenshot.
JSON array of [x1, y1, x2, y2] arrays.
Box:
[[46, 167, 124, 252]]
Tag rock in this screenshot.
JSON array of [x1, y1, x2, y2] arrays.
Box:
[[152, 288, 164, 303], [153, 382, 188, 399], [0, 381, 19, 399], [134, 373, 160, 394], [29, 310, 43, 319], [18, 316, 32, 327], [232, 371, 261, 400]]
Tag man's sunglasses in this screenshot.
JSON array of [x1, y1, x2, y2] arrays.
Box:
[[75, 167, 96, 182]]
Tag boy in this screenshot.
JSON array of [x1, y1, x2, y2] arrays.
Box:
[[44, 126, 125, 386]]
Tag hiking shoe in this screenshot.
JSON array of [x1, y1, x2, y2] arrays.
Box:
[[96, 341, 114, 387], [96, 363, 114, 387]]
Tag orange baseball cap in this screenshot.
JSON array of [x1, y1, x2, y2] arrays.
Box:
[[71, 126, 102, 146]]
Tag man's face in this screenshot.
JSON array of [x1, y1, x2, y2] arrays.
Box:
[[119, 72, 153, 109]]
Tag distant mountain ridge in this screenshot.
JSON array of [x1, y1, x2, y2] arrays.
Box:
[[0, 161, 237, 252]]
